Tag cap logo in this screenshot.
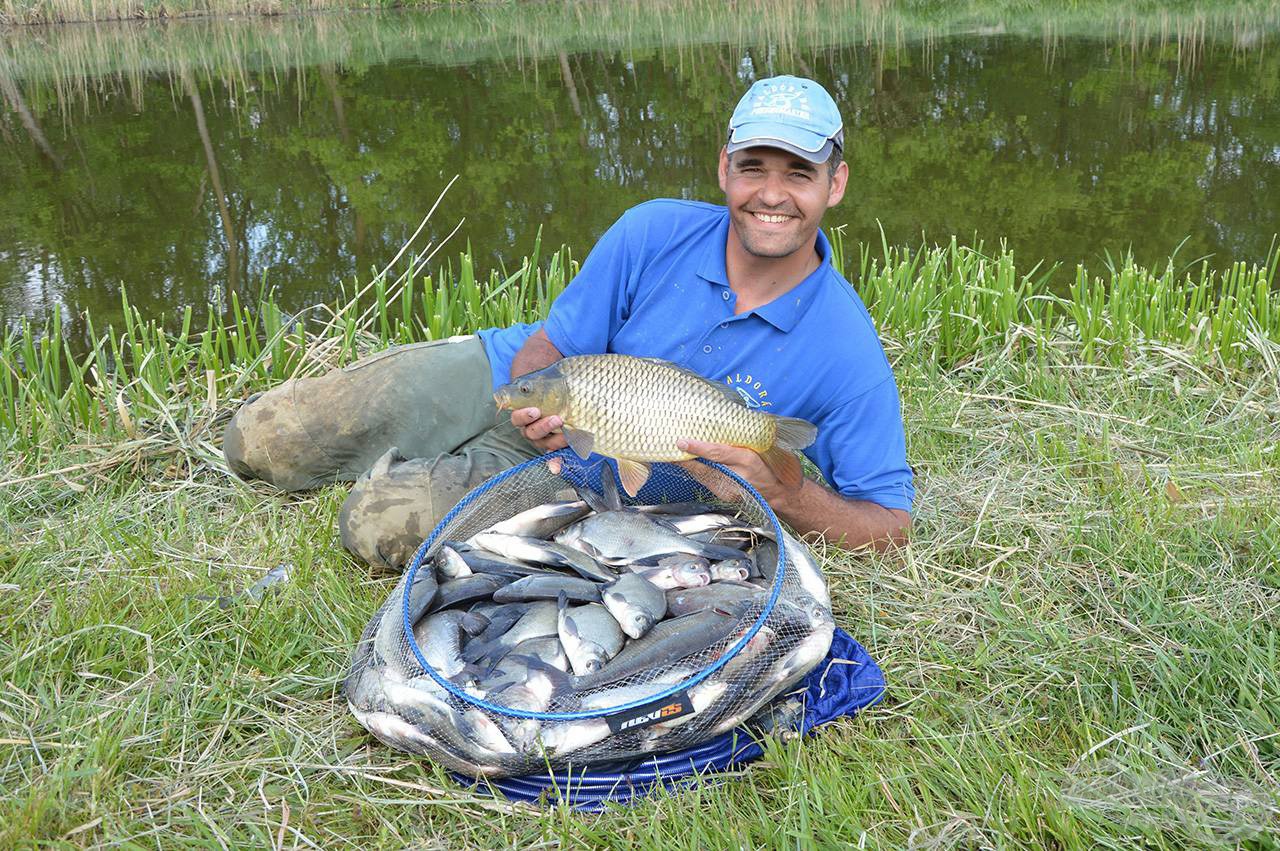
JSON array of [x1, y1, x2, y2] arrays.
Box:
[[750, 82, 810, 121]]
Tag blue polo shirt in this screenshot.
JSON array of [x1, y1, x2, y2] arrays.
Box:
[[478, 200, 913, 512]]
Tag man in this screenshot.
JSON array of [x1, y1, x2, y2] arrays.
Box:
[[223, 75, 912, 571]]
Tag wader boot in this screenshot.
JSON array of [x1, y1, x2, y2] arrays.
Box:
[[337, 420, 541, 572], [222, 336, 498, 491]]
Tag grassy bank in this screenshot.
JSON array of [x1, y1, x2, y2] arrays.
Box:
[[2, 228, 1279, 845]]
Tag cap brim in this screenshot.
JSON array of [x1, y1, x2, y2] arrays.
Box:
[[727, 122, 837, 163]]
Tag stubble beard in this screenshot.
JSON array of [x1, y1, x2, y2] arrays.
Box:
[[733, 213, 809, 260]]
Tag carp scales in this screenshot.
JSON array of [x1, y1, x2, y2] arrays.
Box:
[[494, 354, 817, 496]]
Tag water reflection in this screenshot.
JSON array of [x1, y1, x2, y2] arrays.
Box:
[[1, 3, 1278, 343]]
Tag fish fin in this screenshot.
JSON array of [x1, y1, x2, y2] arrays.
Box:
[[462, 637, 511, 667], [460, 639, 491, 665], [460, 612, 489, 635], [600, 463, 623, 510], [520, 654, 574, 696], [700, 542, 752, 562], [562, 427, 595, 460], [759, 446, 804, 490], [573, 481, 612, 514], [449, 663, 488, 686], [615, 458, 651, 497], [772, 415, 818, 451]]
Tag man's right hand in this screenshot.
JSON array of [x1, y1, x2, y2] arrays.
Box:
[[511, 407, 568, 453]]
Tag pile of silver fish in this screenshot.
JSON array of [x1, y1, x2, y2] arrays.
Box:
[[344, 465, 834, 778]]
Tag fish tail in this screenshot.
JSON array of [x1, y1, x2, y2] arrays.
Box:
[[450, 663, 488, 686], [521, 654, 575, 696], [759, 445, 804, 491], [461, 638, 499, 666], [772, 415, 817, 451]]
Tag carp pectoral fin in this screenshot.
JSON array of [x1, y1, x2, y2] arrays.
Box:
[[615, 459, 651, 497], [562, 427, 595, 460], [759, 447, 804, 490]]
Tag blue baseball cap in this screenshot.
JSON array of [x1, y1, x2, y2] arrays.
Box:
[[727, 75, 844, 163]]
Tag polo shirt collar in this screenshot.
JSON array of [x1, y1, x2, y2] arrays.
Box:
[[696, 215, 731, 286], [698, 211, 833, 333]]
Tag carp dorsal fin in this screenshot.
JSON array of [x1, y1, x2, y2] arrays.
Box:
[[615, 458, 651, 497], [562, 426, 595, 461]]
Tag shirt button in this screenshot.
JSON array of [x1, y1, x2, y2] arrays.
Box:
[[721, 291, 730, 300], [702, 345, 712, 353]]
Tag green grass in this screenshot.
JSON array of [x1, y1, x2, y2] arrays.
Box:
[[2, 220, 1279, 845]]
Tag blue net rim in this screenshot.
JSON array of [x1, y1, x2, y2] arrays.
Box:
[[400, 449, 788, 722]]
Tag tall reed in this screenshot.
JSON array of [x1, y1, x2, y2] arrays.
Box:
[[2, 232, 1278, 457]]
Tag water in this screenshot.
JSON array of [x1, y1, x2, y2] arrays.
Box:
[[2, 3, 1278, 342]]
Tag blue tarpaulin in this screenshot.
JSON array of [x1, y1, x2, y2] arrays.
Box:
[[452, 627, 884, 811]]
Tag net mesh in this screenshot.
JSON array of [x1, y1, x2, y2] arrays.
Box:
[[344, 453, 834, 778]]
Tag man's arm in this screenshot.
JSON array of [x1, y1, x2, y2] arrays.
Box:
[[510, 327, 563, 380], [509, 328, 569, 452], [770, 477, 910, 551], [676, 439, 910, 552]]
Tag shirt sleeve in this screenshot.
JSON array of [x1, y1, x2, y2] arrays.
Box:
[[810, 375, 914, 512], [543, 210, 636, 357]]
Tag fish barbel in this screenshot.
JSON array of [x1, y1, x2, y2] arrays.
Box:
[[494, 355, 817, 496]]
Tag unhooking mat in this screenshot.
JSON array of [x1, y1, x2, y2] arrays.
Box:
[[452, 627, 884, 811]]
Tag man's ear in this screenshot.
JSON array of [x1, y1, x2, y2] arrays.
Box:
[[827, 160, 849, 208], [718, 147, 730, 193]]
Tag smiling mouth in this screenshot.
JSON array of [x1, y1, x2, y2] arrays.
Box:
[[750, 211, 794, 224]]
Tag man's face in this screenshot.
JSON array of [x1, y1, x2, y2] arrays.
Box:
[[718, 145, 848, 260]]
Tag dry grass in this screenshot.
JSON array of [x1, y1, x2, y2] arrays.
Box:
[[3, 308, 1278, 845]]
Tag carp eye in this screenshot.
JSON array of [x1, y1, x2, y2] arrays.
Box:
[[519, 381, 532, 394]]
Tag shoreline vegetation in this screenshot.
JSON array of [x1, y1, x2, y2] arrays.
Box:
[[4, 225, 1277, 460], [3, 204, 1279, 841], [4, 0, 1280, 43]]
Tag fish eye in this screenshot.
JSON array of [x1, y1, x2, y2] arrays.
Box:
[[519, 381, 532, 394]]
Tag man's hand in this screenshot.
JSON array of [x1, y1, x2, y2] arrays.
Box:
[[676, 437, 910, 552], [508, 329, 568, 454], [511, 407, 568, 453], [676, 438, 802, 509]]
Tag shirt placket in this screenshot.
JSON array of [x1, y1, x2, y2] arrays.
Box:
[[692, 285, 740, 364]]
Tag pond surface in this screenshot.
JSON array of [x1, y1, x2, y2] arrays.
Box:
[[2, 3, 1279, 340]]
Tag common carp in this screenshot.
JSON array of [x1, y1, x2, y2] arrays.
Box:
[[494, 354, 817, 496]]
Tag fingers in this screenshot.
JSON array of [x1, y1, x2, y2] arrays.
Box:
[[524, 414, 563, 442], [537, 432, 568, 452], [511, 407, 564, 444], [678, 439, 753, 465], [510, 407, 541, 427]]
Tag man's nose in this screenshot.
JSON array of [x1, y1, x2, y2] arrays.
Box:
[[757, 172, 789, 207]]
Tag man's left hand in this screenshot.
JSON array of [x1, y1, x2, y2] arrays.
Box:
[[675, 438, 803, 510]]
